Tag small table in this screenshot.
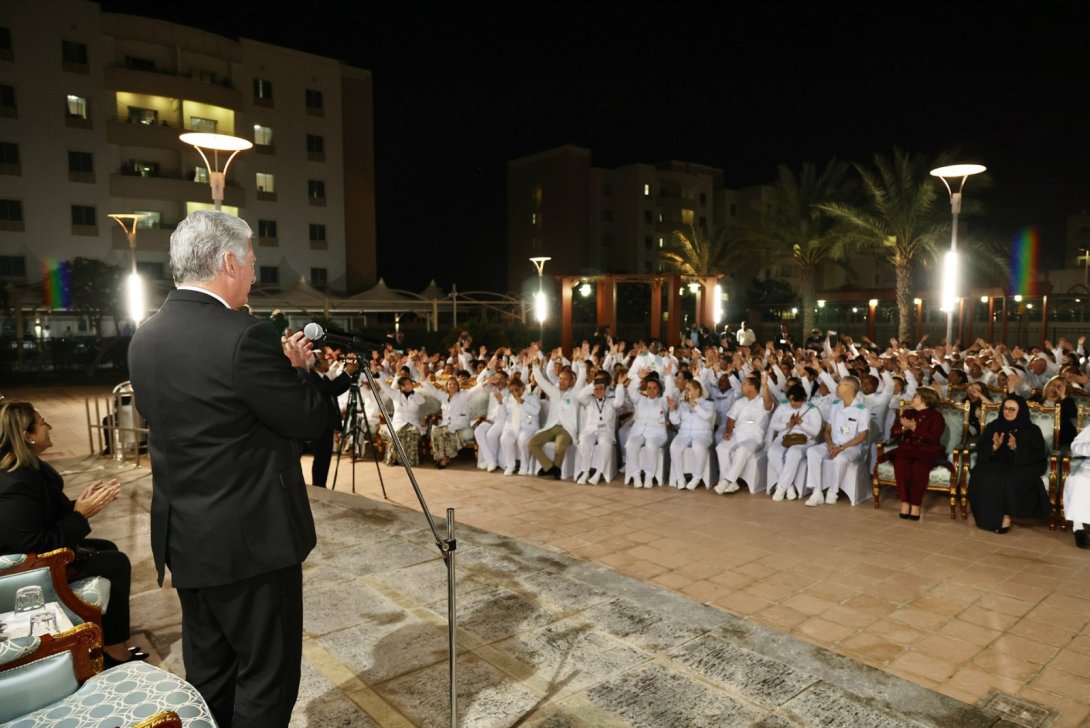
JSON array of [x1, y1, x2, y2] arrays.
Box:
[[0, 602, 76, 638]]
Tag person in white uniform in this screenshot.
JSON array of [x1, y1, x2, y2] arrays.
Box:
[[473, 368, 508, 472], [667, 378, 716, 489], [622, 372, 670, 487], [499, 377, 541, 475], [419, 374, 474, 468], [1063, 424, 1090, 549], [766, 384, 823, 501], [528, 360, 585, 478], [714, 373, 773, 494], [805, 376, 869, 506], [575, 377, 625, 484]]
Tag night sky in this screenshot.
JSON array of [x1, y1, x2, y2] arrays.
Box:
[[97, 1, 1090, 293]]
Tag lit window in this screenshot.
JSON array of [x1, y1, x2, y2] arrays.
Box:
[[67, 95, 89, 119], [193, 167, 209, 184], [658, 237, 664, 248], [531, 212, 537, 225], [253, 124, 273, 146], [134, 211, 160, 229], [189, 116, 217, 133], [126, 105, 155, 124], [643, 183, 651, 197], [681, 209, 694, 224], [256, 172, 276, 193]]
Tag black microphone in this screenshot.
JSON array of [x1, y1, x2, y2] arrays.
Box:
[[303, 323, 384, 352]]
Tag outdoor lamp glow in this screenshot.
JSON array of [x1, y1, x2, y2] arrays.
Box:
[[930, 164, 987, 179], [179, 132, 253, 209], [534, 291, 547, 323], [688, 281, 701, 294], [579, 282, 592, 297], [868, 299, 878, 307], [1014, 294, 1023, 302], [980, 295, 989, 303], [126, 272, 145, 324], [913, 298, 922, 305], [713, 284, 724, 324], [817, 299, 826, 308]]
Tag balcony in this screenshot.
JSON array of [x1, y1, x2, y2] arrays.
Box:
[[104, 66, 242, 110], [109, 172, 246, 208], [106, 117, 187, 150]]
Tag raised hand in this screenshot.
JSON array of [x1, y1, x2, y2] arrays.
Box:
[[1007, 431, 1018, 450], [992, 431, 1004, 451]]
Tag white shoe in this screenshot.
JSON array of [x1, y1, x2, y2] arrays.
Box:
[[713, 480, 729, 494], [806, 490, 823, 507], [576, 472, 588, 484], [772, 486, 786, 502], [786, 487, 798, 501], [503, 467, 515, 476], [588, 470, 602, 485], [685, 477, 699, 490], [723, 481, 740, 494], [825, 488, 839, 504], [486, 463, 498, 473]]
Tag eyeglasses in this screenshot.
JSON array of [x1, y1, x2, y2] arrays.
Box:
[[1002, 406, 1018, 413]]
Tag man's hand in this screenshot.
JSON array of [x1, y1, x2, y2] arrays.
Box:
[[283, 331, 313, 368]]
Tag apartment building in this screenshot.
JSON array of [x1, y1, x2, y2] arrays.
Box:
[[0, 0, 376, 318]]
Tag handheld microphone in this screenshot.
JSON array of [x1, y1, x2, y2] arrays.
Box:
[[302, 323, 383, 352]]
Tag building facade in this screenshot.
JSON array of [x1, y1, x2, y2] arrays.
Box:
[[0, 0, 377, 322]]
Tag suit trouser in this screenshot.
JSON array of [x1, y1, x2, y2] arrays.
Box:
[[893, 455, 933, 506], [310, 426, 335, 487], [767, 441, 808, 491], [806, 444, 864, 495], [716, 437, 763, 483], [177, 564, 303, 728], [528, 425, 572, 471], [68, 538, 131, 646]]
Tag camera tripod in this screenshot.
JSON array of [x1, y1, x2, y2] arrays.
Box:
[[331, 375, 388, 499]]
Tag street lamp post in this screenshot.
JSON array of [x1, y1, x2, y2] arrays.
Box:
[[179, 132, 253, 210], [529, 256, 551, 344], [109, 213, 147, 325], [1079, 248, 1090, 287], [930, 163, 987, 346]]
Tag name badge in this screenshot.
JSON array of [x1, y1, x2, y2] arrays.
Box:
[[840, 424, 852, 436]]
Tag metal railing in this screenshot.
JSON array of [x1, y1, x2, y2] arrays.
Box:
[[85, 382, 147, 466]]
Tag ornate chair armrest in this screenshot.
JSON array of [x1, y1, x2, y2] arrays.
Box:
[[0, 622, 102, 679], [132, 711, 183, 728]]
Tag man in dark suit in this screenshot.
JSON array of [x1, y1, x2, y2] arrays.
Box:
[[308, 348, 357, 487], [128, 210, 327, 728]]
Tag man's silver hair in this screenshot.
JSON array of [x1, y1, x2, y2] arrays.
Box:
[[169, 210, 252, 284], [840, 375, 861, 395]]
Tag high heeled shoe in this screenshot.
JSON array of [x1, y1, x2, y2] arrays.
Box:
[[104, 648, 149, 668]]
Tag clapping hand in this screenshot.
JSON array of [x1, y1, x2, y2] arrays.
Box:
[[75, 478, 121, 519], [992, 431, 1005, 451], [1007, 432, 1018, 450]]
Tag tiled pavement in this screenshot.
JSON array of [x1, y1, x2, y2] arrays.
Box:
[[11, 386, 1090, 726]]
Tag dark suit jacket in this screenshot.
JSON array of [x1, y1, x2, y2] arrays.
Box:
[[0, 461, 91, 554], [128, 289, 328, 589], [311, 371, 351, 431]]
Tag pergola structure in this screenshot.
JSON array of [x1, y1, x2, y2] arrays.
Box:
[[558, 273, 721, 351]]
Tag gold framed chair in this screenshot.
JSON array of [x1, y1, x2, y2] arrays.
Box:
[[0, 549, 103, 629], [961, 400, 1061, 521], [872, 398, 969, 518]]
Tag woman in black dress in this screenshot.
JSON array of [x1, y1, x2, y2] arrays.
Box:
[[967, 394, 1050, 533], [1036, 376, 1076, 447], [0, 400, 147, 666]]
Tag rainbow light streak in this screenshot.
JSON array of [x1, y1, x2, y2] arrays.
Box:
[[42, 260, 73, 309], [1009, 226, 1040, 297]]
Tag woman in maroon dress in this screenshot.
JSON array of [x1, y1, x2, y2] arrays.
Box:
[[889, 387, 946, 520]]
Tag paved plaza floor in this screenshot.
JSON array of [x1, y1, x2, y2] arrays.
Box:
[[11, 386, 1090, 727]]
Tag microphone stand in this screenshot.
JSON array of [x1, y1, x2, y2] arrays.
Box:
[[353, 357, 458, 728]]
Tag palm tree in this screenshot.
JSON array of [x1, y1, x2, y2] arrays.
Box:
[[818, 147, 951, 343], [659, 223, 753, 320], [749, 159, 856, 333]]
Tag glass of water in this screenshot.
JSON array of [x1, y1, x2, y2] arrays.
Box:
[[13, 585, 45, 613], [29, 610, 58, 636]]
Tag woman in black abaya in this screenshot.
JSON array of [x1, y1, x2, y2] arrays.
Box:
[[967, 394, 1050, 533]]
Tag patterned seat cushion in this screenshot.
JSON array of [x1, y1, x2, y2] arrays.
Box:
[[0, 555, 27, 571], [875, 461, 955, 488], [0, 636, 39, 667], [2, 661, 216, 728], [69, 576, 110, 614]]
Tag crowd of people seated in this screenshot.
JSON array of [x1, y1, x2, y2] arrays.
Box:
[[298, 327, 1090, 550]]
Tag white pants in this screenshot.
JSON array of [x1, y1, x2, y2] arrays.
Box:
[[617, 421, 633, 463], [499, 427, 535, 472], [805, 443, 864, 495], [577, 429, 615, 475], [1063, 462, 1090, 530], [669, 432, 713, 484], [766, 440, 809, 491], [716, 437, 763, 484], [625, 430, 667, 478], [475, 421, 503, 467]]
